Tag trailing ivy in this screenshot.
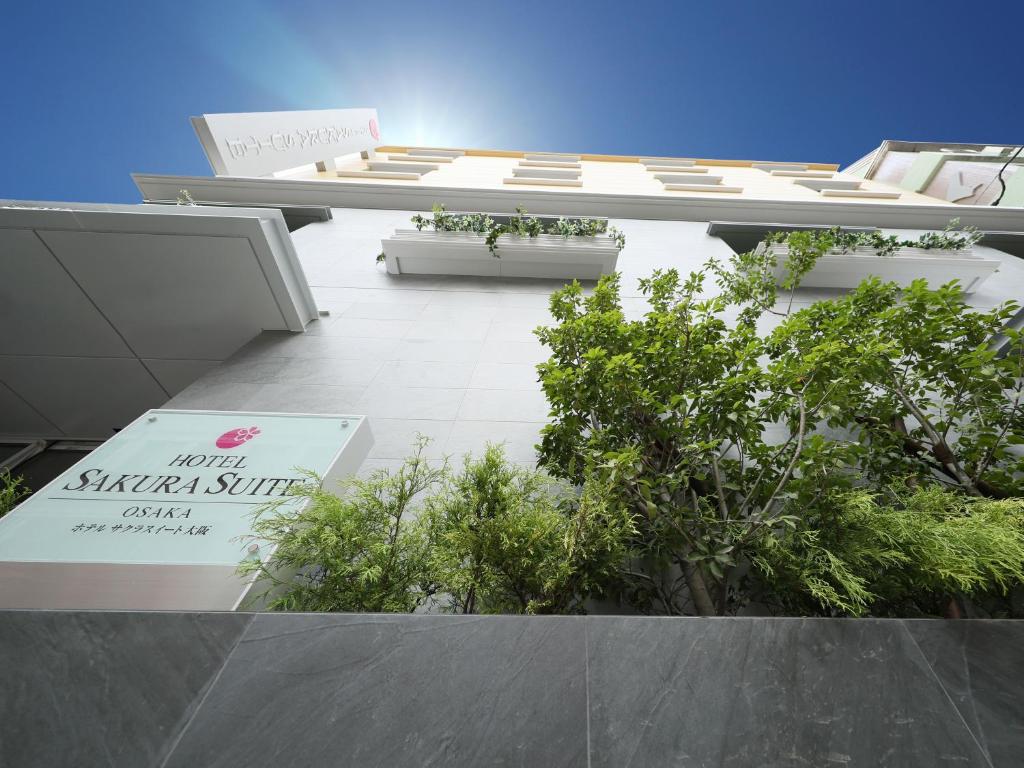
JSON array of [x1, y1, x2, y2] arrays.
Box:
[[761, 219, 982, 293], [764, 218, 981, 258], [717, 219, 986, 317], [405, 204, 626, 257]]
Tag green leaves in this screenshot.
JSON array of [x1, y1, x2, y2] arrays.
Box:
[[0, 470, 28, 519], [239, 437, 447, 613], [534, 223, 1024, 617], [769, 273, 1024, 498], [297, 216, 1024, 619], [753, 487, 1024, 616], [422, 444, 634, 614], [402, 204, 625, 258], [240, 440, 633, 616]]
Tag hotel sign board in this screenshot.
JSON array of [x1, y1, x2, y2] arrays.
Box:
[[0, 409, 373, 610], [192, 107, 381, 177]]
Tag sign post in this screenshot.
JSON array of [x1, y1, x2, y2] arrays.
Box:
[[0, 409, 373, 610]]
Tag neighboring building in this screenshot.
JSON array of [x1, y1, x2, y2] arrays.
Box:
[[846, 140, 1024, 207]]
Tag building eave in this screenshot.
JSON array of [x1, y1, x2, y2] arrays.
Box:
[[132, 172, 1024, 231]]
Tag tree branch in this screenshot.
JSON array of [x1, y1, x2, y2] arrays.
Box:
[[709, 454, 730, 521], [890, 380, 981, 496]]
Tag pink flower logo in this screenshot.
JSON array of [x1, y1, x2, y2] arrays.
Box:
[[369, 118, 380, 141], [216, 426, 261, 449]]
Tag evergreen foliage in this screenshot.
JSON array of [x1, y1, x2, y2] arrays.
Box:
[[242, 441, 632, 615], [0, 470, 28, 519], [422, 444, 633, 614], [239, 437, 445, 612], [753, 487, 1024, 616]]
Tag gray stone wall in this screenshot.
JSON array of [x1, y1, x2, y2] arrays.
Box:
[[1, 610, 1020, 767]]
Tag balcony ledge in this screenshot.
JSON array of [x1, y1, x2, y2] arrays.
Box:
[[761, 242, 1000, 292], [380, 229, 621, 279]]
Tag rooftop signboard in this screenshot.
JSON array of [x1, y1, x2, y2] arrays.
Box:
[[192, 108, 380, 177]]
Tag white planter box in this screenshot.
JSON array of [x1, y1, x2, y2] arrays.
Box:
[[381, 230, 621, 279], [761, 243, 999, 292]]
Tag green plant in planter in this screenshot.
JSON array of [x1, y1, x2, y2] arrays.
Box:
[[239, 437, 445, 612], [503, 206, 544, 241], [547, 215, 626, 250], [721, 220, 984, 318], [913, 218, 983, 251], [411, 204, 508, 255], [402, 204, 626, 257], [752, 486, 1024, 617], [0, 470, 28, 519], [422, 444, 633, 614], [762, 219, 981, 268]]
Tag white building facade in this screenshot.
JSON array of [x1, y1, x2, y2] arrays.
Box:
[[2, 108, 1024, 610]]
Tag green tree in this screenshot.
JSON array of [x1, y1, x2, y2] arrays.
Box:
[[536, 269, 836, 615], [535, 225, 1023, 616], [768, 278, 1024, 499]]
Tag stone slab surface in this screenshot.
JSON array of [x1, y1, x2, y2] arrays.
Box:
[[1, 611, 1021, 767], [586, 617, 998, 767], [164, 614, 588, 768], [0, 610, 253, 768], [906, 620, 1024, 768]]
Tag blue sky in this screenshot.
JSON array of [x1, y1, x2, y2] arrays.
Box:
[[2, 0, 1020, 203]]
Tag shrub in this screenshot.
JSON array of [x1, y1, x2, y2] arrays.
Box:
[[240, 438, 445, 612], [422, 444, 633, 614], [0, 470, 28, 518], [752, 486, 1024, 617], [241, 441, 632, 615]]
